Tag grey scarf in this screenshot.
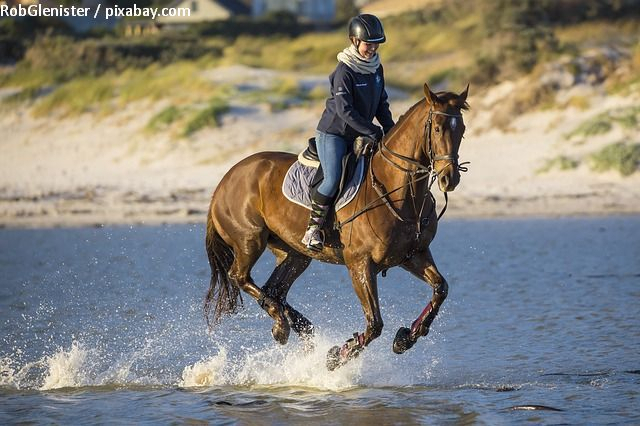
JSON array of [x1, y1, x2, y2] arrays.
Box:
[[337, 45, 380, 74]]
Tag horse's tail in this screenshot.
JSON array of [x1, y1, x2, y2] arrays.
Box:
[[204, 210, 241, 328]]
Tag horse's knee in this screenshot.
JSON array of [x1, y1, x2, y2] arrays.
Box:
[[436, 279, 448, 301]]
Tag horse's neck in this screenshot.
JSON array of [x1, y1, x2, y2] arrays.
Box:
[[371, 101, 430, 200]]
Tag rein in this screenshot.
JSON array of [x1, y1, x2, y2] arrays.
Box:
[[335, 108, 468, 240]]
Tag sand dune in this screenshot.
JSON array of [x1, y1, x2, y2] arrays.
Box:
[[0, 65, 638, 227]]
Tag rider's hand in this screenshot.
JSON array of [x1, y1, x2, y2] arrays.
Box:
[[369, 126, 384, 144]]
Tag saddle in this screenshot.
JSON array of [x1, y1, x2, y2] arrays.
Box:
[[282, 138, 374, 247], [282, 137, 374, 248], [284, 137, 375, 210]]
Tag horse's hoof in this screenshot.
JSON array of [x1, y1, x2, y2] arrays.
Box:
[[393, 327, 416, 354], [326, 345, 341, 371], [271, 321, 290, 345]]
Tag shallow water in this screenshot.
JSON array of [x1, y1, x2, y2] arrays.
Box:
[[1, 217, 639, 424]]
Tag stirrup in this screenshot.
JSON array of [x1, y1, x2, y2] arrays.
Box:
[[302, 227, 324, 251]]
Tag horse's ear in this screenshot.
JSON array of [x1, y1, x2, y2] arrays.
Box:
[[457, 83, 470, 107], [423, 82, 439, 106]]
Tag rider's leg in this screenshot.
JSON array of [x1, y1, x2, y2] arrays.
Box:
[[302, 132, 347, 250], [302, 190, 333, 251]]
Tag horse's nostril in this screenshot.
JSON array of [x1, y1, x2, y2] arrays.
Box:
[[441, 175, 449, 187]]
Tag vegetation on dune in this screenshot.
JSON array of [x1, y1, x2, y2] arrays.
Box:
[[589, 142, 640, 176], [537, 140, 640, 177], [182, 97, 230, 137], [537, 156, 580, 174], [565, 105, 640, 140], [0, 0, 639, 133], [565, 117, 613, 139]]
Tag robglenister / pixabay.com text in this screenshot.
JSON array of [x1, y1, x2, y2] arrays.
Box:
[[1, 3, 190, 20]]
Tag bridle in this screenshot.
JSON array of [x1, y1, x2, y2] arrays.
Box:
[[335, 106, 468, 248], [380, 108, 464, 178]]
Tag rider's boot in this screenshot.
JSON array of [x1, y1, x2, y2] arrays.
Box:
[[301, 192, 333, 251]]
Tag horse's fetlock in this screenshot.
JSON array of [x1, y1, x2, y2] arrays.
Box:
[[369, 321, 384, 340], [435, 279, 448, 299]]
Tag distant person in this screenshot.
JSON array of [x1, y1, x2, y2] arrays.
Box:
[[302, 13, 395, 251]]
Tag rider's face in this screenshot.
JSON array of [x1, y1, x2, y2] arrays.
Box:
[[357, 41, 379, 59]]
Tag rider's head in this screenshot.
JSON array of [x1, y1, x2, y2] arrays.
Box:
[[348, 14, 386, 59]]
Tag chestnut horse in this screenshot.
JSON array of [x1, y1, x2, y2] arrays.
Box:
[[205, 83, 469, 370]]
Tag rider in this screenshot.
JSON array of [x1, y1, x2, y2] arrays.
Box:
[[302, 13, 395, 251]]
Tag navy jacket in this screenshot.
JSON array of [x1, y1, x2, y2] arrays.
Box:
[[317, 62, 394, 142]]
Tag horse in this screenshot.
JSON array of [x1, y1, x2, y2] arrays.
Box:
[[204, 82, 469, 370]]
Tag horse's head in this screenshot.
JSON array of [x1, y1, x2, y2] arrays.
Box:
[[423, 83, 469, 192]]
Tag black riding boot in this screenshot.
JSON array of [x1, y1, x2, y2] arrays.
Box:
[[302, 191, 333, 251]]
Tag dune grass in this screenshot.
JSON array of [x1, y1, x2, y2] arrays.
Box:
[[28, 60, 230, 118], [145, 106, 183, 133], [32, 76, 115, 117], [565, 105, 640, 140], [2, 4, 637, 126], [589, 142, 640, 176], [565, 117, 613, 139], [182, 97, 230, 137], [537, 156, 580, 174]]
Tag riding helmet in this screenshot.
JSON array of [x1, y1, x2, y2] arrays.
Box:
[[348, 14, 386, 44]]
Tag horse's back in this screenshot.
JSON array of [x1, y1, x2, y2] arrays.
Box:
[[214, 151, 296, 197], [209, 151, 298, 238]]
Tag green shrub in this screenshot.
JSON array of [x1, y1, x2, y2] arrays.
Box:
[[589, 142, 640, 176], [146, 106, 182, 132], [32, 76, 114, 116], [537, 156, 580, 173], [182, 98, 229, 137], [610, 106, 640, 130], [565, 116, 612, 139], [1, 85, 42, 105]]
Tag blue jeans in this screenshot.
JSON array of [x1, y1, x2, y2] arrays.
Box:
[[315, 131, 348, 198]]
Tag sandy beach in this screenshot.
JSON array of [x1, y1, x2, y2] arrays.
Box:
[[1, 65, 639, 228]]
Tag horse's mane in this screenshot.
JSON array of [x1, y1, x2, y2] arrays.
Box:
[[384, 98, 425, 139]]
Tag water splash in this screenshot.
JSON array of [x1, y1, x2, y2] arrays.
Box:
[[180, 347, 229, 387], [180, 335, 362, 391], [40, 341, 89, 390]]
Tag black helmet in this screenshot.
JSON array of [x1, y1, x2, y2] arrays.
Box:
[[348, 14, 386, 44]]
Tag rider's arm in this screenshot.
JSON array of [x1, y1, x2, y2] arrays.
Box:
[[333, 66, 381, 138]]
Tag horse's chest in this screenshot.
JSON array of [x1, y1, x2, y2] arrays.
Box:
[[369, 224, 432, 264]]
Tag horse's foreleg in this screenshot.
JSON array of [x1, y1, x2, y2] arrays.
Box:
[[262, 246, 314, 340], [394, 249, 448, 354], [327, 258, 382, 370]]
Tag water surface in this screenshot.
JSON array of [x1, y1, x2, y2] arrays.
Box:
[[1, 217, 639, 424]]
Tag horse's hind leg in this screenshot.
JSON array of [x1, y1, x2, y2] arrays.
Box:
[[227, 231, 291, 345], [395, 248, 448, 354], [262, 245, 314, 340]]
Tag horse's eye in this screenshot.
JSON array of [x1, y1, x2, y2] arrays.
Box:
[[435, 127, 441, 133]]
